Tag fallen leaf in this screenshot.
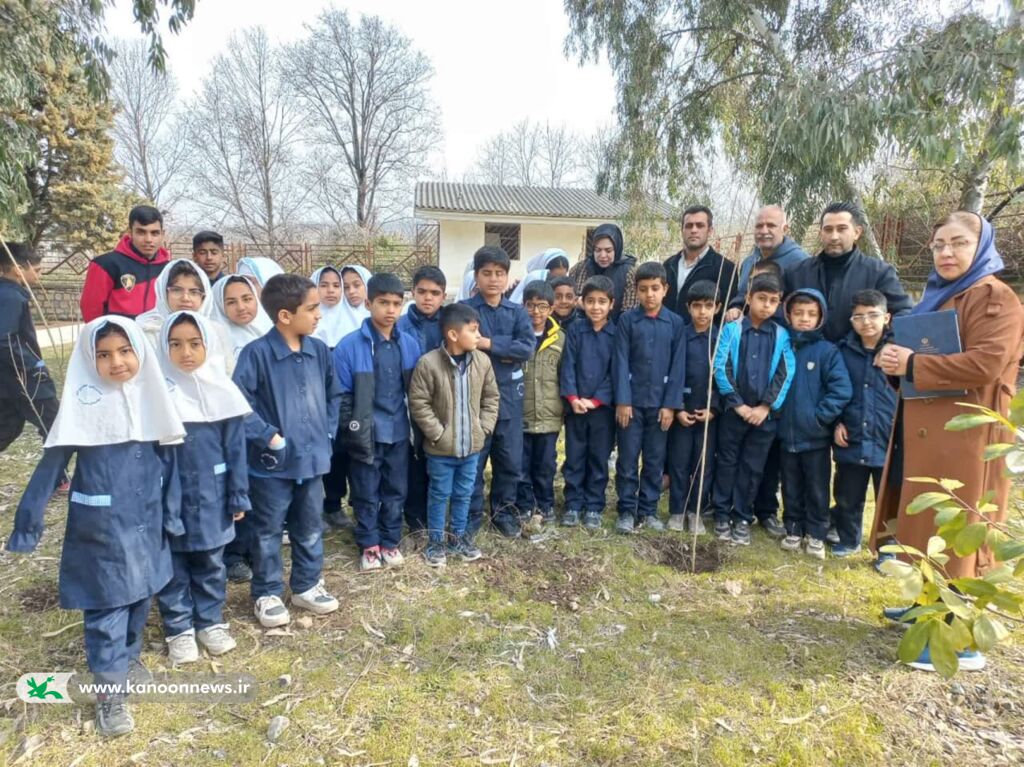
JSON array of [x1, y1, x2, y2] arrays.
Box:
[[361, 619, 385, 640], [723, 580, 743, 597]]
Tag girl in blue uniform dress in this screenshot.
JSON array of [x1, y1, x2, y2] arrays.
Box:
[[155, 311, 252, 665], [6, 315, 185, 738]]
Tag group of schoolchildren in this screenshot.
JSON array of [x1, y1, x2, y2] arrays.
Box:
[[0, 220, 898, 737]]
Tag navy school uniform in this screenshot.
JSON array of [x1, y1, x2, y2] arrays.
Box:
[[612, 306, 686, 519], [777, 290, 852, 541], [232, 328, 341, 600], [560, 317, 616, 515], [833, 330, 898, 548], [157, 417, 250, 637], [711, 317, 795, 525], [667, 323, 720, 518], [0, 278, 59, 453], [8, 442, 180, 677], [397, 305, 442, 532], [461, 294, 534, 534], [334, 319, 420, 550]]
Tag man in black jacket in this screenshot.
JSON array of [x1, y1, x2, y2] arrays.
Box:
[[663, 205, 738, 321], [785, 202, 913, 343]]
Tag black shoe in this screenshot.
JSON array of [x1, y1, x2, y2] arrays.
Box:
[[423, 541, 447, 567], [714, 520, 732, 541], [95, 694, 134, 738], [758, 516, 786, 539], [324, 510, 354, 530], [227, 561, 253, 583], [492, 513, 521, 539], [582, 511, 603, 530], [731, 521, 752, 546], [561, 509, 581, 527], [449, 535, 483, 561], [615, 514, 635, 534], [539, 508, 555, 525]]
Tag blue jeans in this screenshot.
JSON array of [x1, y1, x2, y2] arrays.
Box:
[[426, 453, 480, 541], [157, 547, 227, 636], [349, 440, 408, 550], [249, 476, 324, 600]]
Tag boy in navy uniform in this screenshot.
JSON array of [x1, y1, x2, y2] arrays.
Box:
[[397, 265, 446, 534], [666, 280, 722, 534], [832, 289, 896, 556], [712, 273, 795, 546], [334, 273, 421, 570], [461, 246, 534, 539], [550, 276, 581, 329], [777, 289, 852, 559], [613, 262, 686, 533], [0, 243, 59, 459], [560, 275, 616, 529], [233, 274, 342, 628]]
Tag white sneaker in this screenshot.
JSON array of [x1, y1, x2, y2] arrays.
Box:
[[197, 624, 237, 656], [360, 546, 382, 571], [780, 535, 802, 552], [282, 531, 291, 546], [291, 579, 339, 615], [805, 537, 827, 560], [166, 630, 199, 665], [254, 595, 291, 628], [381, 547, 405, 567]]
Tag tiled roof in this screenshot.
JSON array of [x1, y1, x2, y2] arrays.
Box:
[[414, 181, 677, 220]]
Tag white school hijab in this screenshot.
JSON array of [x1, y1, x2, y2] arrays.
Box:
[[45, 316, 186, 448], [158, 311, 252, 423], [135, 259, 214, 335], [510, 269, 550, 304], [311, 264, 371, 347], [210, 275, 274, 358], [525, 247, 568, 273], [456, 260, 476, 301], [237, 256, 284, 287]]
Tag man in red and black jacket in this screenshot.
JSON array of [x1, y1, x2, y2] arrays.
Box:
[[79, 205, 171, 321]]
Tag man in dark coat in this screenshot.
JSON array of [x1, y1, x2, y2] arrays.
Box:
[[663, 205, 738, 321], [785, 202, 913, 343]]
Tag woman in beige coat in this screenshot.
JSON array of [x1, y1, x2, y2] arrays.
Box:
[[873, 211, 1023, 671]]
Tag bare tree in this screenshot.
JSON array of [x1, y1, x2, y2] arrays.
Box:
[[472, 120, 584, 187], [108, 38, 187, 211], [184, 28, 306, 252], [286, 10, 441, 230]]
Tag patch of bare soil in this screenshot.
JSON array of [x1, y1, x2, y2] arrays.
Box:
[[480, 546, 608, 609], [632, 535, 728, 573], [18, 582, 59, 613]]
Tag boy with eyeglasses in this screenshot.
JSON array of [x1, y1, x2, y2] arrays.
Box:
[[831, 289, 896, 557], [516, 281, 565, 525]]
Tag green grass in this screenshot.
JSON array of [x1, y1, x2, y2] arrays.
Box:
[[0, 349, 1022, 765]]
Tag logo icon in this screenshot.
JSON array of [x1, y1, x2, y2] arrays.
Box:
[[921, 337, 929, 345], [76, 384, 102, 405], [807, 361, 816, 370], [349, 420, 360, 431], [120, 274, 137, 292], [26, 676, 63, 701]]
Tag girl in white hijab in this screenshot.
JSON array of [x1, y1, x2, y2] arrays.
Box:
[[310, 264, 371, 348], [136, 259, 236, 374], [455, 260, 477, 301], [5, 315, 185, 737], [236, 257, 284, 294], [154, 311, 252, 665], [210, 275, 274, 360]]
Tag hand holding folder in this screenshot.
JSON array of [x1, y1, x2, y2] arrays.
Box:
[[891, 310, 968, 399]]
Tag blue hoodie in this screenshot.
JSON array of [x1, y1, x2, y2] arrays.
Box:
[[835, 328, 897, 467], [778, 289, 853, 453], [737, 236, 809, 289]]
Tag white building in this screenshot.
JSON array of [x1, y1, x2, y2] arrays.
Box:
[[414, 181, 677, 292]]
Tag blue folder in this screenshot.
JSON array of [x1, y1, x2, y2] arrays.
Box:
[[892, 310, 967, 399]]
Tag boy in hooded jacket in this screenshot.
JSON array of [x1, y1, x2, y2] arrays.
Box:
[[777, 289, 852, 560]]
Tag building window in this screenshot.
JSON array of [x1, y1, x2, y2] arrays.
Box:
[[484, 223, 521, 260]]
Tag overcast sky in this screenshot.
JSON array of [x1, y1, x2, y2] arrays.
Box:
[[106, 0, 615, 178]]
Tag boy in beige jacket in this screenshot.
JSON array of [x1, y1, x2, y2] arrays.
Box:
[[409, 303, 499, 566]]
